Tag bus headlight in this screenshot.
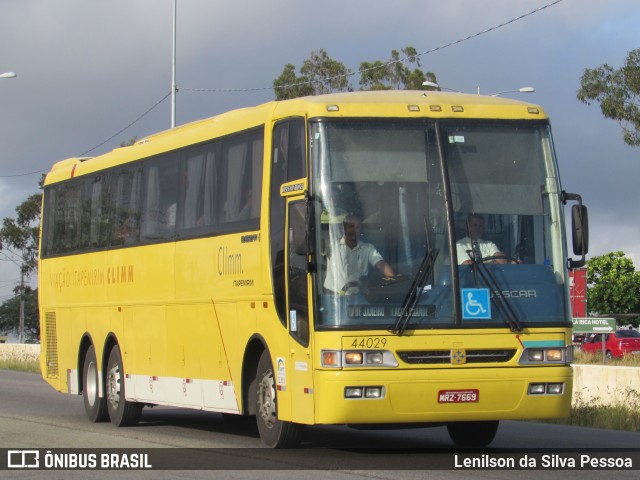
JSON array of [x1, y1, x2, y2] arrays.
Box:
[[321, 350, 398, 368], [545, 349, 563, 361], [519, 346, 572, 365], [528, 382, 564, 395], [345, 352, 363, 364], [344, 386, 385, 399]]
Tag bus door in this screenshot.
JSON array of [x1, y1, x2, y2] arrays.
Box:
[[286, 198, 314, 423]]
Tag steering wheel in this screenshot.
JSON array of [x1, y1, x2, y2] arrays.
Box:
[[480, 255, 521, 264]]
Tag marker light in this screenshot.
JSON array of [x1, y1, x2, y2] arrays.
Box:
[[322, 350, 341, 367]]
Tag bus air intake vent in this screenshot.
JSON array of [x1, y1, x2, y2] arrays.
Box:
[[45, 312, 59, 379], [397, 349, 516, 364]]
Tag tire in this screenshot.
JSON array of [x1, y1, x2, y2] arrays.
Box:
[[255, 351, 303, 448], [105, 345, 142, 427], [447, 420, 499, 447], [82, 345, 108, 422]]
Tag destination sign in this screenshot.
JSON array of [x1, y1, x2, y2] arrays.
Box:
[[347, 305, 435, 318]]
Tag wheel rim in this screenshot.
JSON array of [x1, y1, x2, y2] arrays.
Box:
[[86, 360, 98, 407], [257, 368, 277, 429], [107, 362, 122, 411]]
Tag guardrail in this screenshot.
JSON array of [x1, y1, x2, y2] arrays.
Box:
[[0, 344, 637, 407]]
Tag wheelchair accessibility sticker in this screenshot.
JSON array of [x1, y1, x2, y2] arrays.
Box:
[[461, 288, 491, 319]]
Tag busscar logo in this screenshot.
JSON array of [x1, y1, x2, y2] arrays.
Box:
[[8, 450, 39, 468]]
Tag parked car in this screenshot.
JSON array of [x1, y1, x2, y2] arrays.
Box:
[[581, 329, 640, 359], [572, 333, 589, 346]]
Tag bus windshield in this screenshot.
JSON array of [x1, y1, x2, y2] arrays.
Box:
[[310, 119, 570, 331]]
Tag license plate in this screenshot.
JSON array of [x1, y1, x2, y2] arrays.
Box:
[[632, 351, 640, 355], [438, 389, 479, 403]]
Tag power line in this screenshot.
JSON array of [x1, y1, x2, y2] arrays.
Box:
[[79, 91, 172, 156], [0, 0, 563, 178], [181, 0, 564, 94]]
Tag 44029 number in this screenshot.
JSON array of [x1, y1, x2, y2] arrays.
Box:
[[437, 389, 479, 403], [350, 337, 388, 349]]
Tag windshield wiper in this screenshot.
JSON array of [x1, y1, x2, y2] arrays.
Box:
[[390, 248, 439, 335], [467, 258, 523, 333]]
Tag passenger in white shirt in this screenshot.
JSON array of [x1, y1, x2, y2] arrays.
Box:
[[324, 214, 395, 294]]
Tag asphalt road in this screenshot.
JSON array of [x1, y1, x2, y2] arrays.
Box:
[[1, 369, 638, 479]]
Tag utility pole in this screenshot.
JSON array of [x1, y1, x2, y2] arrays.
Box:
[[18, 268, 24, 344]]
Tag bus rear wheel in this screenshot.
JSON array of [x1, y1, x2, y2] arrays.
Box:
[[82, 345, 108, 422], [255, 351, 303, 448], [105, 345, 142, 427], [447, 420, 499, 447]]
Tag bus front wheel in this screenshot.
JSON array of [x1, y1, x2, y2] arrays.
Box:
[[255, 351, 303, 448], [447, 420, 499, 447], [105, 345, 142, 427], [82, 345, 108, 422]]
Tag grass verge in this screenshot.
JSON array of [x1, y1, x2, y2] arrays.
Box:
[[0, 359, 41, 373], [543, 388, 640, 432]]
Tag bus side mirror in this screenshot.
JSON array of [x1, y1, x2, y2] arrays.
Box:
[[563, 192, 588, 269], [571, 204, 588, 256]]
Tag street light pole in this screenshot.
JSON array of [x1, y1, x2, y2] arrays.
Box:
[[0, 72, 17, 79], [171, 0, 177, 128]]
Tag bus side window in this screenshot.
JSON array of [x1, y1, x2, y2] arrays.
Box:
[[112, 167, 141, 245], [140, 156, 180, 241], [220, 130, 263, 227]]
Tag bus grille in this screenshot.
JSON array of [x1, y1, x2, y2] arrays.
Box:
[[397, 349, 517, 364], [44, 312, 59, 379]]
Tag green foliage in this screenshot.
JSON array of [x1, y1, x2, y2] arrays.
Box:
[[586, 251, 640, 321], [577, 48, 640, 146], [0, 193, 42, 277], [119, 137, 138, 147], [274, 46, 438, 100], [0, 288, 39, 343], [273, 50, 351, 100], [0, 193, 42, 341], [359, 46, 437, 91], [300, 49, 352, 96]]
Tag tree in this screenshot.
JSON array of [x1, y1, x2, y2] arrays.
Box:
[[0, 193, 42, 277], [300, 49, 352, 96], [273, 46, 438, 100], [577, 48, 640, 146], [0, 192, 43, 341], [120, 137, 138, 147], [359, 46, 438, 91], [586, 251, 640, 326], [0, 288, 39, 343], [273, 50, 351, 100]]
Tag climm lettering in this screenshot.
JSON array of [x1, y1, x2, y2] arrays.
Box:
[[107, 265, 134, 284], [218, 246, 243, 275]]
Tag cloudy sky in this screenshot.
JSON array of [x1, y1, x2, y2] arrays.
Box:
[[0, 0, 638, 302]]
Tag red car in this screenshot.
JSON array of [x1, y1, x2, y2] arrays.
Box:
[[581, 329, 640, 359]]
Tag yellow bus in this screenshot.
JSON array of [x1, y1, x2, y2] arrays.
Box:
[[39, 90, 588, 447]]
